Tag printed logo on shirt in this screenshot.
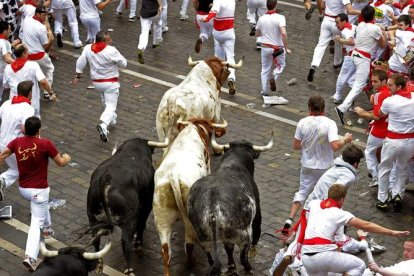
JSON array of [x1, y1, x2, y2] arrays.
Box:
[[17, 143, 37, 161]]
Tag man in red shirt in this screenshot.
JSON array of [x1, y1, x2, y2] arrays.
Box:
[[0, 116, 71, 271], [354, 69, 391, 187]]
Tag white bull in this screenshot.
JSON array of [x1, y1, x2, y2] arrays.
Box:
[[153, 119, 227, 276], [156, 56, 242, 155]]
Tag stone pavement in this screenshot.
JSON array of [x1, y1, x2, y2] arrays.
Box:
[[0, 0, 413, 275]]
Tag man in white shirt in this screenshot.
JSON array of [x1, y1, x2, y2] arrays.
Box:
[[282, 95, 353, 233], [79, 0, 112, 43], [256, 0, 291, 96], [302, 184, 410, 275], [336, 5, 387, 124], [376, 73, 414, 211], [388, 15, 414, 75], [0, 21, 15, 102], [307, 0, 360, 82], [0, 81, 35, 201], [2, 44, 57, 117], [75, 31, 127, 142]]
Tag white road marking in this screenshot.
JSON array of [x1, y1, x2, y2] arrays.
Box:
[[2, 218, 124, 276], [279, 0, 304, 9]]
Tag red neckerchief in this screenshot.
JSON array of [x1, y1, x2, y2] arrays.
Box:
[[406, 26, 414, 32], [0, 34, 6, 39], [374, 0, 384, 7], [11, 58, 28, 73], [12, 95, 31, 105], [395, 88, 412, 99], [91, 42, 107, 53], [309, 112, 325, 116], [320, 198, 341, 209], [339, 22, 353, 31], [32, 15, 44, 23], [403, 0, 414, 9], [266, 10, 277, 15], [25, 0, 37, 6], [378, 85, 390, 94]]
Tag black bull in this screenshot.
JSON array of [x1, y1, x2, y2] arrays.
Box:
[[87, 138, 159, 274], [188, 140, 269, 276]]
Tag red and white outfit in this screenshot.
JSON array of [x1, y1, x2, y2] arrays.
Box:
[[116, 0, 138, 19], [371, 1, 394, 28], [332, 22, 356, 102], [301, 199, 365, 275], [20, 15, 54, 89], [79, 0, 101, 43], [76, 42, 127, 133], [7, 136, 59, 262], [256, 10, 286, 96], [337, 22, 383, 114], [293, 115, 339, 204], [378, 89, 414, 203], [310, 0, 349, 69], [0, 34, 12, 100], [3, 58, 46, 117], [388, 29, 414, 75], [196, 0, 213, 44], [366, 86, 391, 182], [205, 0, 237, 82], [247, 0, 266, 41], [51, 0, 82, 47], [0, 96, 35, 190], [18, 1, 37, 37]]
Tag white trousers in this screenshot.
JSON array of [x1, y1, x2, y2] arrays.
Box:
[[365, 133, 384, 179], [161, 0, 168, 28], [261, 47, 286, 94], [213, 28, 236, 81], [19, 187, 51, 260], [137, 15, 162, 51], [302, 251, 365, 276], [116, 0, 137, 18], [80, 17, 100, 43], [93, 81, 120, 127], [378, 138, 414, 202], [36, 54, 54, 87], [293, 167, 327, 203], [338, 54, 370, 113], [0, 73, 3, 101], [196, 14, 213, 42], [246, 0, 266, 26], [333, 55, 356, 101], [180, 0, 189, 16], [0, 145, 18, 188], [311, 18, 342, 68], [53, 7, 81, 45]]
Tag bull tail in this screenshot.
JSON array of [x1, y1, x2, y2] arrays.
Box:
[[101, 175, 115, 232], [209, 214, 221, 276], [170, 174, 191, 225]]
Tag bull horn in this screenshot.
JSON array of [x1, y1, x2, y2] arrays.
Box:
[[252, 130, 274, 152], [221, 57, 244, 69], [147, 137, 169, 148], [211, 119, 228, 129], [40, 240, 59, 257], [188, 55, 200, 67], [211, 132, 230, 152], [83, 239, 112, 260]]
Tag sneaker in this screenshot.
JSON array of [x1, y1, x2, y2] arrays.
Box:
[[195, 38, 202, 53], [330, 96, 340, 104], [256, 42, 262, 51], [87, 84, 95, 89], [392, 195, 402, 212], [319, 15, 324, 22], [335, 107, 345, 125], [282, 218, 293, 235], [180, 14, 188, 20], [369, 178, 378, 187], [0, 178, 5, 201], [74, 42, 83, 49], [129, 17, 136, 22], [42, 227, 55, 239], [269, 78, 276, 91], [376, 200, 389, 211], [23, 257, 37, 272], [116, 11, 122, 18], [97, 124, 109, 142], [329, 40, 334, 55], [162, 26, 169, 33], [273, 255, 292, 275], [137, 50, 145, 64], [307, 66, 316, 82], [305, 7, 314, 20], [333, 62, 343, 70], [228, 80, 236, 95], [249, 26, 256, 36], [49, 52, 59, 61], [152, 43, 160, 49], [43, 92, 50, 99], [56, 33, 63, 48], [261, 91, 269, 96]]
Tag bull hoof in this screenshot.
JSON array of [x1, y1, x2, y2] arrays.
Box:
[[123, 268, 135, 276], [136, 245, 144, 257], [225, 264, 238, 276], [95, 259, 104, 274], [248, 245, 257, 258]]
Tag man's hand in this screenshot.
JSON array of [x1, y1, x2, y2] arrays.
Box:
[[49, 93, 60, 104], [354, 106, 364, 115], [391, 230, 410, 237], [286, 48, 292, 54], [334, 35, 341, 42], [344, 132, 353, 143], [11, 39, 21, 47], [356, 229, 368, 240], [62, 153, 71, 163], [368, 261, 381, 273]]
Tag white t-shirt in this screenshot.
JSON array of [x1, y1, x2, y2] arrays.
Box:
[[381, 93, 414, 134], [21, 17, 48, 54], [324, 0, 351, 20], [0, 99, 35, 147], [294, 116, 339, 169], [211, 0, 235, 19], [19, 4, 36, 20], [52, 0, 75, 10], [371, 3, 394, 27], [302, 199, 354, 254], [2, 61, 45, 110], [256, 13, 286, 47], [389, 30, 414, 73], [354, 22, 382, 56], [0, 38, 12, 75], [79, 0, 101, 19], [362, 259, 414, 275], [341, 25, 356, 54]]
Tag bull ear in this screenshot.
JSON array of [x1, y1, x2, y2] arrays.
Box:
[[252, 130, 274, 152], [40, 240, 59, 257]]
